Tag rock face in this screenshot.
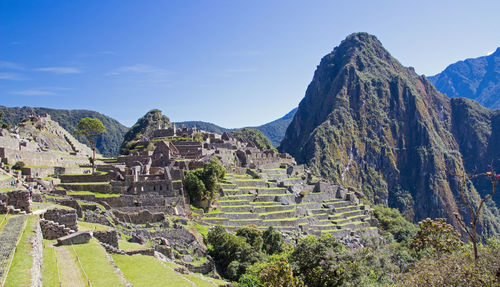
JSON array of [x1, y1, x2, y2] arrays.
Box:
[[279, 33, 500, 236], [429, 48, 500, 109]]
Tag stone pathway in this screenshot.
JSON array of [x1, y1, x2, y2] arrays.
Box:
[[54, 246, 86, 287], [0, 215, 27, 281], [30, 217, 42, 287]]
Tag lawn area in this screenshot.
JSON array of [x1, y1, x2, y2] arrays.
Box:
[[67, 190, 119, 198], [78, 221, 113, 232], [42, 240, 60, 287], [181, 272, 216, 287], [113, 254, 190, 287], [70, 239, 125, 287], [193, 222, 209, 238], [118, 239, 149, 251], [0, 187, 16, 193], [4, 215, 35, 287], [0, 214, 12, 231]]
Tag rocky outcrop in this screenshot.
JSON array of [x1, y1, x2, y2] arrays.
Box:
[[279, 32, 500, 236]]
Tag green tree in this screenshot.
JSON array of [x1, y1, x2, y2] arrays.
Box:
[[411, 218, 463, 258], [259, 259, 305, 287], [185, 158, 225, 208], [74, 117, 106, 173], [237, 226, 264, 251], [262, 226, 284, 255]]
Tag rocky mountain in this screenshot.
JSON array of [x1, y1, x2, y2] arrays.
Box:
[[429, 48, 500, 109], [279, 32, 500, 236], [119, 109, 171, 155], [0, 106, 128, 157], [178, 108, 297, 147]]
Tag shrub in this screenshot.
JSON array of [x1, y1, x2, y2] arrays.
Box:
[[237, 226, 264, 251], [262, 226, 284, 255], [12, 161, 25, 170]]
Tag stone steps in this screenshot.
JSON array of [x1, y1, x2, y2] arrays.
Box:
[[223, 212, 260, 220], [220, 205, 253, 213], [218, 199, 250, 206], [322, 200, 352, 208], [259, 209, 297, 220], [220, 194, 256, 201], [331, 205, 360, 213], [252, 204, 296, 213], [232, 180, 267, 187], [257, 188, 287, 195], [330, 214, 369, 225], [202, 217, 229, 225], [328, 209, 365, 220], [100, 242, 127, 255], [227, 218, 262, 226]]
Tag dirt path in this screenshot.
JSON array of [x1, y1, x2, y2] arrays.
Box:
[[54, 246, 86, 287]]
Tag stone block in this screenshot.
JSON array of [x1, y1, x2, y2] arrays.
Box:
[[57, 231, 91, 245]]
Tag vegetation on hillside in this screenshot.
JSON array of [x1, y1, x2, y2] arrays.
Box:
[[185, 158, 225, 207], [207, 206, 500, 286], [75, 117, 106, 173], [230, 128, 275, 151], [0, 106, 128, 157], [279, 32, 500, 236], [119, 109, 170, 155]]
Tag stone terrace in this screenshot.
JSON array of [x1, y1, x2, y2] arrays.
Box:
[[199, 167, 377, 238]]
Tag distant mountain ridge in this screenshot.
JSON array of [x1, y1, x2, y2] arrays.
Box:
[[429, 48, 500, 109], [0, 106, 128, 157], [279, 32, 500, 236], [177, 107, 297, 147]]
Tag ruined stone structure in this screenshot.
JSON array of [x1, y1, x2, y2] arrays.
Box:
[[0, 190, 31, 213]]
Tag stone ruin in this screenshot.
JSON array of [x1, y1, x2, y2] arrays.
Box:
[[0, 190, 31, 214]]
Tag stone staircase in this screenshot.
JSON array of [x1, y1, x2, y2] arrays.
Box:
[[99, 242, 127, 255], [199, 168, 377, 238], [0, 200, 27, 215], [39, 218, 76, 240]]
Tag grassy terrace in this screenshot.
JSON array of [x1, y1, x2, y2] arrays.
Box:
[[119, 240, 149, 251], [69, 239, 125, 286], [113, 254, 190, 287], [60, 182, 111, 185], [78, 221, 114, 232], [0, 187, 16, 193], [4, 215, 35, 287], [42, 240, 59, 287], [67, 190, 120, 198]]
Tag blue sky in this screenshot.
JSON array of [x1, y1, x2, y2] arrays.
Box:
[[1, 1, 499, 128]]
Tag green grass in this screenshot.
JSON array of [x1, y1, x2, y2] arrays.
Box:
[[0, 214, 12, 231], [60, 182, 111, 185], [182, 273, 215, 287], [113, 254, 191, 287], [0, 187, 16, 193], [4, 215, 34, 287], [78, 221, 113, 232], [118, 239, 149, 251], [69, 239, 125, 287], [67, 190, 120, 198], [206, 209, 221, 214], [258, 208, 297, 215], [194, 222, 209, 238], [42, 176, 57, 181], [42, 240, 59, 287]]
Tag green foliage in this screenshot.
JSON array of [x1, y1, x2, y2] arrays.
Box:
[[12, 161, 25, 170], [74, 117, 106, 149], [231, 128, 275, 151], [262, 226, 284, 255], [373, 205, 418, 243], [0, 105, 128, 156], [185, 158, 225, 205], [236, 225, 264, 251], [399, 237, 500, 286], [120, 109, 170, 155], [207, 226, 262, 281], [238, 274, 262, 287], [259, 259, 305, 287], [411, 218, 463, 257]]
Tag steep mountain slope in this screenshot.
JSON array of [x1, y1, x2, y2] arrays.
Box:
[[119, 109, 171, 155], [280, 33, 500, 236], [0, 106, 128, 157], [429, 48, 500, 109]]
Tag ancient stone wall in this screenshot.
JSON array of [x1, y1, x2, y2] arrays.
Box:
[[93, 230, 119, 248], [0, 190, 31, 213], [42, 208, 78, 231], [40, 219, 72, 239], [112, 209, 165, 224]]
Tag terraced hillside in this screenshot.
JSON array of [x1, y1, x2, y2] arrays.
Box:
[[199, 167, 377, 238]]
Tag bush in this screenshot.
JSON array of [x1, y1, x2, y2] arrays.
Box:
[[373, 205, 418, 243], [12, 161, 25, 170], [262, 226, 284, 255], [207, 226, 262, 281], [185, 158, 225, 206], [259, 259, 305, 287], [237, 226, 264, 251]]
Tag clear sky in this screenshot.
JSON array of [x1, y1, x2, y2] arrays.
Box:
[[1, 1, 499, 128]]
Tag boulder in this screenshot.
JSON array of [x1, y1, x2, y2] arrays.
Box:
[[57, 231, 91, 245]]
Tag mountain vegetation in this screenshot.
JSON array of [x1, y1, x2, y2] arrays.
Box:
[[230, 128, 275, 150], [279, 32, 500, 237], [119, 109, 171, 155], [429, 48, 500, 109], [0, 105, 128, 157]]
